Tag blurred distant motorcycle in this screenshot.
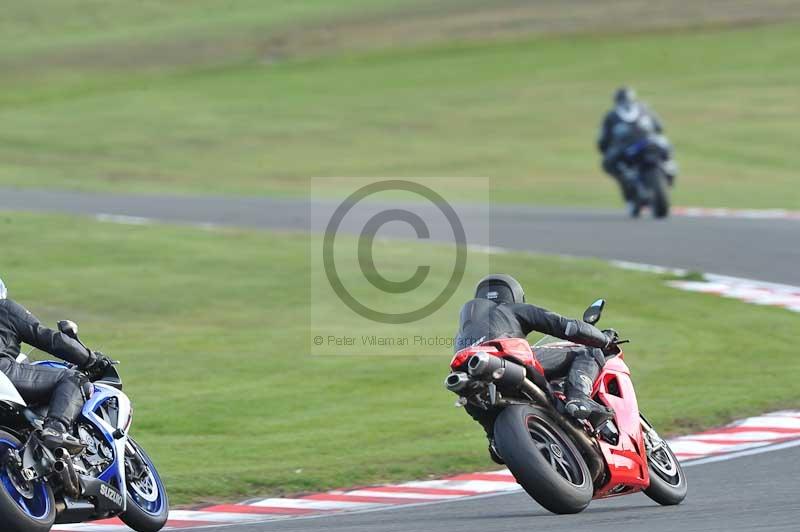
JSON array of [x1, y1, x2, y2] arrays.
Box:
[[619, 135, 677, 219], [445, 299, 687, 514], [0, 321, 168, 532]]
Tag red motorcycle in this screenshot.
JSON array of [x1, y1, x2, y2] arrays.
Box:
[[445, 299, 687, 514]]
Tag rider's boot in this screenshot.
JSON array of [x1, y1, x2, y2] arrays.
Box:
[[564, 364, 613, 426], [40, 419, 85, 455]]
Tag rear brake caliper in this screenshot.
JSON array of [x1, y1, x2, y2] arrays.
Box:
[[0, 448, 21, 469], [2, 448, 37, 484]]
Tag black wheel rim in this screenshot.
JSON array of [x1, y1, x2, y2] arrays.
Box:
[[526, 416, 585, 487]]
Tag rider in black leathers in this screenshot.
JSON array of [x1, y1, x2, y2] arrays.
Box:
[[0, 278, 111, 453], [598, 87, 674, 212], [455, 274, 617, 462]]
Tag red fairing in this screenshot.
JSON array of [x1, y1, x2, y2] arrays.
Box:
[[591, 353, 651, 499], [450, 337, 545, 376]]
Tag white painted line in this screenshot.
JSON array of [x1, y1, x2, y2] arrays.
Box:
[[610, 260, 688, 276], [399, 479, 522, 493], [250, 498, 376, 510], [671, 440, 778, 455], [764, 411, 800, 419], [93, 213, 220, 231], [673, 206, 800, 221], [95, 213, 153, 225], [681, 438, 800, 467], [733, 416, 800, 429], [53, 526, 124, 532], [340, 489, 463, 500], [676, 431, 800, 442], [167, 510, 283, 522]]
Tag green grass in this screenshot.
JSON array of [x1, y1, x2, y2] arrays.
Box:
[[0, 2, 798, 208], [2, 211, 798, 504]]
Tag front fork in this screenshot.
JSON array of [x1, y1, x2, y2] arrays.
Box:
[[640, 416, 666, 455], [124, 440, 147, 483]]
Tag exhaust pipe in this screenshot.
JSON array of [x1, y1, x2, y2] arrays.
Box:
[[445, 372, 473, 393], [53, 447, 70, 461], [468, 352, 526, 390], [53, 456, 81, 498], [466, 351, 499, 378]]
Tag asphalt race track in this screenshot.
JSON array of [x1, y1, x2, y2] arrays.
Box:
[[200, 445, 800, 532], [1, 187, 799, 284], [2, 187, 799, 531]]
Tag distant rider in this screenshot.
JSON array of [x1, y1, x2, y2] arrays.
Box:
[[597, 87, 676, 213], [454, 274, 619, 463], [0, 277, 112, 453]]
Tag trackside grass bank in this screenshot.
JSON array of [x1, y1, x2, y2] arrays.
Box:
[[0, 2, 798, 208], [1, 211, 798, 503]]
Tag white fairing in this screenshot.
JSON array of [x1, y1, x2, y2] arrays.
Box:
[[0, 371, 26, 406]]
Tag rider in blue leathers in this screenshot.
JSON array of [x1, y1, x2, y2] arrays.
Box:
[[598, 87, 676, 214]]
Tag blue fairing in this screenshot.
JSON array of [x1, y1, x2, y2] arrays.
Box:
[[31, 361, 129, 503], [82, 386, 127, 489], [624, 138, 650, 158], [31, 361, 69, 369]]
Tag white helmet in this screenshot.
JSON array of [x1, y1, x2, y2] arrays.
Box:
[[0, 278, 6, 299], [613, 86, 641, 123]]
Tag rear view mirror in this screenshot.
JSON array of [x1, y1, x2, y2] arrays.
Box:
[[582, 299, 605, 325], [58, 320, 79, 339]]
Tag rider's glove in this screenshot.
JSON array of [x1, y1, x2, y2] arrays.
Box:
[[602, 329, 622, 355], [83, 351, 112, 379]]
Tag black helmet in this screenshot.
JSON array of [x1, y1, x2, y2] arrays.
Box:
[[475, 274, 525, 304], [614, 86, 637, 105]]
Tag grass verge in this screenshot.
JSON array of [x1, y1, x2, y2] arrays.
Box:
[[0, 3, 798, 208], [1, 211, 798, 504]]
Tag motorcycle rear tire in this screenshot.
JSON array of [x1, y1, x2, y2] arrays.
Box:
[[494, 405, 593, 514], [0, 430, 56, 532]]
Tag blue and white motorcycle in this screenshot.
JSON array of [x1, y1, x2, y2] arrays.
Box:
[[620, 135, 677, 219], [0, 320, 168, 532]]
